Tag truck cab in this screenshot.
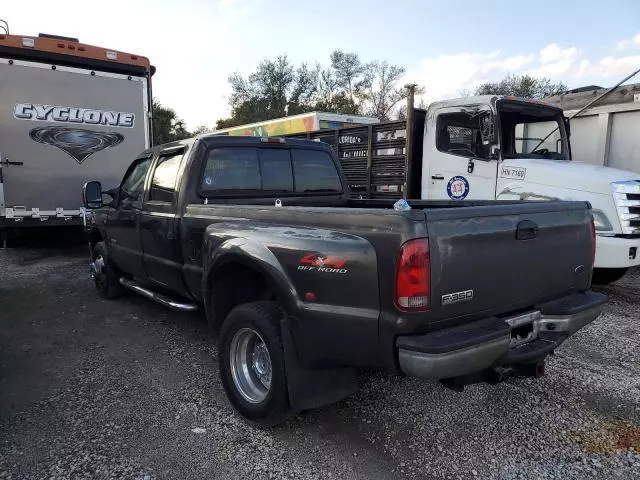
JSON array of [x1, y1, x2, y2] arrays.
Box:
[[421, 95, 640, 282]]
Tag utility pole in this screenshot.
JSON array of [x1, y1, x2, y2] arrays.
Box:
[[404, 84, 417, 199]]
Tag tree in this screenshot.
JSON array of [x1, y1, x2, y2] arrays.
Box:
[[358, 61, 423, 121], [192, 125, 213, 136], [152, 100, 191, 144], [314, 65, 359, 115], [216, 51, 418, 127], [220, 55, 317, 128], [330, 50, 366, 105], [474, 74, 568, 99]]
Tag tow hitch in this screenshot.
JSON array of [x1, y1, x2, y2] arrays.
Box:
[[440, 360, 546, 392]]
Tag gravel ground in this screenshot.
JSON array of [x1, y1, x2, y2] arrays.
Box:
[[0, 248, 639, 480]]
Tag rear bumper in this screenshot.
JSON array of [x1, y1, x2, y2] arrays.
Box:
[[594, 234, 640, 269], [396, 291, 607, 380]]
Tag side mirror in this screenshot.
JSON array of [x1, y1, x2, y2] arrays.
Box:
[[83, 181, 103, 209], [480, 112, 497, 145]]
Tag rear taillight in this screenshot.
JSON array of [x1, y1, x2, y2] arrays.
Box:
[[590, 218, 596, 267], [395, 238, 430, 311]]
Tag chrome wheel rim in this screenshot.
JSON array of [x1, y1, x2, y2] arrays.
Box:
[[91, 255, 106, 287], [229, 328, 272, 404]]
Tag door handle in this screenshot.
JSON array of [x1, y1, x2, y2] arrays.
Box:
[[516, 220, 538, 240], [431, 175, 445, 180], [1, 157, 24, 166]]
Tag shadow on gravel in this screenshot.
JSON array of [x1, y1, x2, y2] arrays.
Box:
[[1, 226, 87, 266]]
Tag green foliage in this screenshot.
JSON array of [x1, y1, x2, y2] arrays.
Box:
[[153, 99, 192, 145], [216, 50, 420, 127], [474, 74, 568, 99], [152, 99, 191, 145], [192, 125, 213, 136]]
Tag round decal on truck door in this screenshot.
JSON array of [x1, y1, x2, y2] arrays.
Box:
[[447, 176, 470, 200]]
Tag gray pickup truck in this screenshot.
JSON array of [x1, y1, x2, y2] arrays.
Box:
[[82, 135, 606, 425]]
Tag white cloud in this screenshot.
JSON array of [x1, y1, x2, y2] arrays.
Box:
[[217, 0, 253, 17], [577, 55, 640, 78], [526, 59, 576, 78], [527, 44, 579, 77], [539, 44, 577, 64], [410, 42, 640, 105], [500, 54, 535, 71], [616, 33, 640, 51], [405, 51, 535, 103]]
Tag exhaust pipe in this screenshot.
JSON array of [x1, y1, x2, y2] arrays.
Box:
[[514, 361, 545, 378], [119, 278, 198, 312]]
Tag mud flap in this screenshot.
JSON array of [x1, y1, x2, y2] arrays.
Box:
[[280, 317, 358, 413]]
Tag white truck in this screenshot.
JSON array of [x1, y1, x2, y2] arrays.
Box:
[[276, 93, 640, 284], [0, 27, 153, 243]]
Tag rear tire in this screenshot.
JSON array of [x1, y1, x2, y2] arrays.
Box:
[[91, 241, 124, 299], [218, 301, 290, 427], [592, 267, 628, 285]]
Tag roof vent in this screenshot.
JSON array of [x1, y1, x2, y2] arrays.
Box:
[[38, 33, 79, 43]]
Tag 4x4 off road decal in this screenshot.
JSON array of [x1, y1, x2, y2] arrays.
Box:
[[29, 126, 124, 164], [298, 253, 348, 274]]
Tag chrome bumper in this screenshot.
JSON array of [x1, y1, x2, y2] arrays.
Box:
[[397, 295, 606, 380]]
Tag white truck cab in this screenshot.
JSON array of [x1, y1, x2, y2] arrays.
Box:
[[421, 95, 640, 282]]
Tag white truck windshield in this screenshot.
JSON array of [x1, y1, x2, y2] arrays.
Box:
[[498, 102, 569, 160]]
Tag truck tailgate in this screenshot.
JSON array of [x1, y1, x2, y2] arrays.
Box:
[[424, 201, 593, 324]]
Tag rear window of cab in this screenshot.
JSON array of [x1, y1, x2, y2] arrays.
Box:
[[200, 146, 342, 195]]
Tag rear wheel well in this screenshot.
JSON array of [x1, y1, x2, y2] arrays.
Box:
[[208, 262, 276, 331]]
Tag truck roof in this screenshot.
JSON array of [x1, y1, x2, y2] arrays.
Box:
[[428, 95, 562, 111], [141, 134, 334, 158], [0, 33, 152, 76]]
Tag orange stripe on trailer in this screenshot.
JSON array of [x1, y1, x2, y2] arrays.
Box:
[[0, 33, 150, 71]]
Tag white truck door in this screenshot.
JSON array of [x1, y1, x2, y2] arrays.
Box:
[[422, 107, 498, 201]]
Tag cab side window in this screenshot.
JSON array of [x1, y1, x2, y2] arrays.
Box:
[[436, 113, 491, 159], [120, 157, 152, 203], [149, 150, 185, 203]]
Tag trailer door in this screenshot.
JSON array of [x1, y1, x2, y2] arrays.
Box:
[[0, 59, 149, 219]]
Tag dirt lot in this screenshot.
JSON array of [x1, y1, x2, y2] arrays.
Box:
[[1, 247, 639, 480]]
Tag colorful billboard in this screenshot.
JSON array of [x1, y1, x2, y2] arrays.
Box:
[[218, 115, 377, 137], [226, 115, 316, 136]]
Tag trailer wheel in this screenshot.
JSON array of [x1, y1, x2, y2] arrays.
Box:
[[91, 241, 124, 299], [592, 268, 628, 285], [219, 301, 290, 427]]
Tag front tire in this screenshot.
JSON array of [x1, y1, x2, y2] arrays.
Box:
[[592, 267, 628, 285], [91, 241, 124, 299], [218, 301, 290, 426]]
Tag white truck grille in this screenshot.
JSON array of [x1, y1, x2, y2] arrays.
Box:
[[613, 181, 640, 235]]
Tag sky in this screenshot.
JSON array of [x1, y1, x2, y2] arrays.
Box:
[[3, 0, 640, 129]]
